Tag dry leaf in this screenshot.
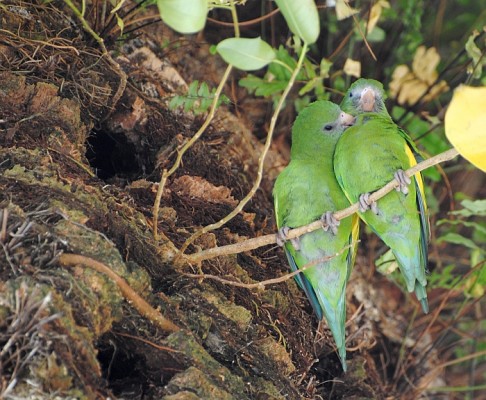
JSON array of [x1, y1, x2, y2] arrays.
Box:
[[367, 0, 390, 34], [343, 58, 361, 78], [389, 46, 449, 105], [412, 46, 440, 85], [335, 0, 359, 20], [171, 175, 238, 206]]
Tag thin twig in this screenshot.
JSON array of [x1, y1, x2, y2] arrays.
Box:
[[58, 253, 180, 333], [180, 42, 311, 253], [152, 66, 233, 241], [183, 148, 460, 263], [183, 243, 355, 289], [152, 0, 241, 240]]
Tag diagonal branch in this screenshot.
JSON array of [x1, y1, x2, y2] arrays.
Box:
[[183, 148, 460, 263]]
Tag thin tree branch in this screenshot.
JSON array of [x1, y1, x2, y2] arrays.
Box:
[[183, 148, 460, 263], [58, 253, 180, 334], [183, 243, 355, 289], [153, 0, 240, 241]]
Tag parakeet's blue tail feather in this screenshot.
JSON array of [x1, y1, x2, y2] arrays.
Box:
[[285, 249, 348, 371], [394, 250, 429, 314], [414, 282, 429, 314], [284, 249, 323, 320], [315, 287, 347, 372]]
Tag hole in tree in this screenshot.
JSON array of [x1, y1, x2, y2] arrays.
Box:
[[86, 130, 140, 181], [97, 339, 144, 395]]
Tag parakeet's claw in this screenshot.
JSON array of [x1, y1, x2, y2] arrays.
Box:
[[358, 193, 379, 215], [276, 226, 301, 250], [320, 211, 340, 235], [276, 226, 289, 247], [394, 169, 411, 195]]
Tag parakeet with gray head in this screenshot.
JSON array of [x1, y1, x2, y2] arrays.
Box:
[[273, 101, 359, 371], [335, 78, 430, 313]]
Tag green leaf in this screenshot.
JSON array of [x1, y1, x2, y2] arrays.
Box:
[[461, 199, 486, 216], [375, 249, 399, 275], [239, 76, 287, 97], [198, 82, 210, 98], [299, 77, 319, 96], [437, 219, 486, 236], [188, 81, 199, 97], [450, 199, 486, 217], [115, 13, 124, 36], [438, 232, 485, 253], [465, 30, 485, 80], [274, 0, 320, 44], [319, 58, 332, 78], [216, 37, 276, 71], [157, 0, 207, 34], [169, 96, 184, 110]]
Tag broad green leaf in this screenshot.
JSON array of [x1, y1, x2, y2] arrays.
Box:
[[460, 199, 486, 216], [438, 232, 485, 253], [274, 0, 320, 44], [157, 0, 207, 34], [216, 37, 276, 71], [445, 85, 486, 172], [437, 219, 486, 236]]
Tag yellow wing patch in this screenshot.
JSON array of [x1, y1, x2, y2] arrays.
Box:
[[404, 143, 427, 212]]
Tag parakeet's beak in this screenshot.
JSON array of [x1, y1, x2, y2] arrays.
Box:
[[340, 112, 355, 126], [360, 87, 375, 112]]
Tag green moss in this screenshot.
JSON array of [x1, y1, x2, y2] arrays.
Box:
[[166, 330, 248, 398], [199, 287, 252, 331], [165, 367, 235, 400]]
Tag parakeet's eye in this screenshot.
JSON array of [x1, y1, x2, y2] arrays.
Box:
[[324, 124, 333, 131], [349, 92, 353, 98]]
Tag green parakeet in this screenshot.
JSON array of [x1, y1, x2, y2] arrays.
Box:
[[335, 78, 430, 313], [273, 101, 359, 371]]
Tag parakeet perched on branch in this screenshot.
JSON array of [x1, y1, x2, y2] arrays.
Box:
[[335, 79, 430, 313], [273, 101, 359, 371]]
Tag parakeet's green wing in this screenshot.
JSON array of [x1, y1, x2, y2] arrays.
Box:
[[274, 192, 323, 319], [403, 137, 430, 312], [273, 100, 358, 371], [334, 113, 429, 312]]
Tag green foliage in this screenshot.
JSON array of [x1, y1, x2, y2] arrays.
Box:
[[435, 199, 486, 297], [169, 81, 230, 115], [465, 30, 486, 81], [391, 106, 446, 183], [216, 37, 276, 71], [274, 0, 320, 44], [157, 0, 208, 34], [239, 45, 331, 109], [387, 0, 425, 64], [427, 264, 462, 289]]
